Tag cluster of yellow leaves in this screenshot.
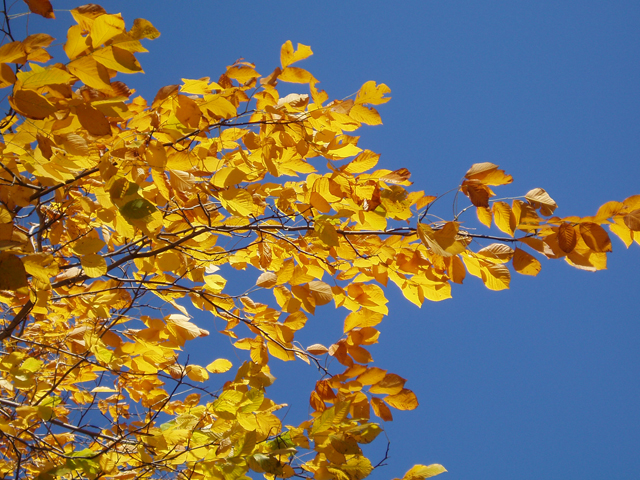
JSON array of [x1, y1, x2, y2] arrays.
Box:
[[0, 2, 637, 480]]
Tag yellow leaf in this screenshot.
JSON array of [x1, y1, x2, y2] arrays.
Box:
[[315, 219, 340, 247], [309, 280, 333, 306], [307, 344, 329, 355], [480, 262, 511, 290], [206, 358, 233, 373], [185, 365, 209, 382], [219, 188, 255, 216], [384, 388, 419, 411], [344, 150, 380, 174], [492, 201, 515, 236], [68, 55, 112, 91], [91, 386, 117, 393], [355, 80, 391, 105], [201, 94, 236, 118], [525, 188, 557, 216], [91, 14, 125, 48], [512, 247, 541, 276], [349, 104, 382, 125], [370, 373, 406, 395], [81, 253, 107, 278], [204, 274, 226, 293], [22, 253, 58, 282], [476, 243, 514, 263], [256, 271, 278, 288], [278, 66, 316, 84], [16, 65, 74, 89], [609, 220, 633, 247], [72, 237, 106, 255], [464, 162, 513, 186], [280, 41, 313, 68], [476, 206, 492, 227], [400, 464, 448, 480], [93, 46, 143, 74], [417, 222, 466, 257], [344, 309, 384, 333], [579, 222, 612, 252]]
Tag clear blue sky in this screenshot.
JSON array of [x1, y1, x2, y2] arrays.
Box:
[[26, 1, 640, 479]]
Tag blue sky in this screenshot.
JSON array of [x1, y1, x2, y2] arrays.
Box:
[[23, 1, 640, 478]]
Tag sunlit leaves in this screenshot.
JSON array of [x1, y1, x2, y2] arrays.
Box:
[[398, 464, 448, 480], [280, 41, 313, 68], [206, 358, 233, 373], [0, 6, 636, 479]]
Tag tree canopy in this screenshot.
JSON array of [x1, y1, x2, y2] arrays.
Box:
[[0, 2, 639, 479]]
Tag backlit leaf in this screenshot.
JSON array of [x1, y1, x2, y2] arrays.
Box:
[[81, 254, 107, 278], [400, 464, 448, 480], [384, 388, 419, 410], [280, 41, 313, 68], [206, 358, 233, 373]]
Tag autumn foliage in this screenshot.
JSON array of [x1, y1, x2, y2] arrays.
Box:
[[0, 2, 638, 479]]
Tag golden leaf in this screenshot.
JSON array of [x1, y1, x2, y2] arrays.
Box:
[[464, 162, 513, 186], [481, 262, 511, 290], [349, 104, 382, 125], [400, 464, 448, 480], [344, 309, 384, 333], [206, 358, 232, 373], [579, 222, 612, 252], [81, 253, 107, 278], [512, 247, 541, 276], [185, 365, 209, 382], [91, 14, 125, 48], [307, 344, 329, 355], [525, 188, 557, 216], [492, 201, 515, 236], [280, 41, 313, 68], [93, 46, 142, 74], [369, 373, 406, 395], [384, 388, 419, 411], [256, 271, 278, 288], [278, 66, 316, 84], [355, 80, 391, 105], [476, 206, 492, 227], [371, 397, 393, 421], [10, 88, 56, 119]]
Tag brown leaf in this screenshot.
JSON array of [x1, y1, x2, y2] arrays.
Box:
[[579, 222, 612, 252], [557, 223, 577, 253], [23, 0, 55, 19], [623, 209, 640, 231]]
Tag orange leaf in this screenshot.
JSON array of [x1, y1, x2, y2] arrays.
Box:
[[371, 397, 393, 421]]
